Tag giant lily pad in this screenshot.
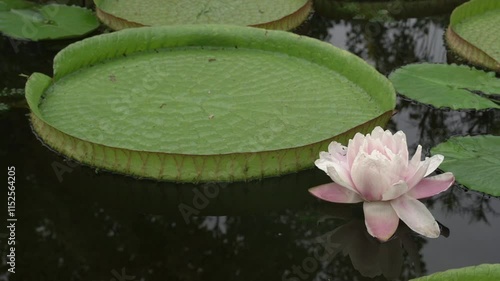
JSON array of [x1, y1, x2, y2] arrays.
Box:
[[411, 264, 500, 281], [0, 0, 99, 41], [314, 0, 467, 20], [431, 135, 500, 197], [26, 25, 395, 182], [445, 0, 500, 71], [389, 63, 500, 110], [94, 0, 312, 31]]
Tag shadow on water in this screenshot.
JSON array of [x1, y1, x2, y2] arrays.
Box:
[[1, 2, 500, 281]]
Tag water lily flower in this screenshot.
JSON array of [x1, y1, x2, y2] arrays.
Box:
[[309, 126, 455, 241]]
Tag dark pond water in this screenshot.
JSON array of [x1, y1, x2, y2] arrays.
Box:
[[1, 4, 500, 281]]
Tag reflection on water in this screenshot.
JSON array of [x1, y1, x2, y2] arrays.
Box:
[[1, 5, 500, 281], [392, 99, 500, 154], [288, 217, 425, 280], [303, 14, 448, 75]]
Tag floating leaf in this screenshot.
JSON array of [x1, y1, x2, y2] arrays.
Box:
[[411, 264, 500, 281], [389, 63, 500, 110], [0, 2, 99, 41], [25, 25, 396, 182], [431, 135, 500, 196], [94, 0, 312, 31], [446, 0, 500, 71]]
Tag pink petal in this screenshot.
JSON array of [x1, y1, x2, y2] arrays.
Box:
[[308, 182, 363, 203], [363, 201, 400, 241], [405, 156, 431, 189], [408, 173, 455, 199], [386, 152, 408, 181], [381, 180, 409, 201], [326, 166, 356, 192], [315, 152, 335, 173], [390, 195, 440, 238], [350, 153, 394, 201], [327, 142, 352, 173], [328, 142, 347, 160], [407, 145, 422, 176], [381, 129, 397, 152], [315, 143, 352, 186], [347, 133, 365, 168], [392, 131, 409, 164], [370, 126, 385, 138], [365, 137, 386, 156], [424, 154, 444, 177]]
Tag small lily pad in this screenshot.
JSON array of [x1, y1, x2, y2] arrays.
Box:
[[94, 0, 312, 31], [431, 135, 500, 196], [0, 1, 99, 41], [411, 264, 500, 281], [446, 0, 500, 71], [26, 25, 395, 182], [389, 63, 500, 110]]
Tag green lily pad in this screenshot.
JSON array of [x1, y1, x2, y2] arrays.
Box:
[[0, 1, 99, 41], [26, 25, 395, 182], [314, 0, 468, 20], [411, 264, 500, 281], [446, 0, 500, 71], [389, 63, 500, 110], [94, 0, 312, 31], [431, 135, 500, 196]]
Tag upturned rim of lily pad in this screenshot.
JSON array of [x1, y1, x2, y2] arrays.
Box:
[[94, 0, 313, 31], [445, 0, 500, 72], [26, 24, 395, 182]]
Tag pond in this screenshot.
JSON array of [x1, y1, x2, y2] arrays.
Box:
[[1, 5, 500, 281]]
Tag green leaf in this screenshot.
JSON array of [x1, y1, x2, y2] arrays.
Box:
[[389, 63, 500, 110], [411, 264, 500, 281], [94, 0, 312, 31], [446, 0, 500, 71], [431, 135, 500, 196], [0, 3, 99, 41], [26, 25, 396, 182]]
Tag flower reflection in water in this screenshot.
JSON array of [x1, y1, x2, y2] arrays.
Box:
[[315, 218, 426, 279]]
